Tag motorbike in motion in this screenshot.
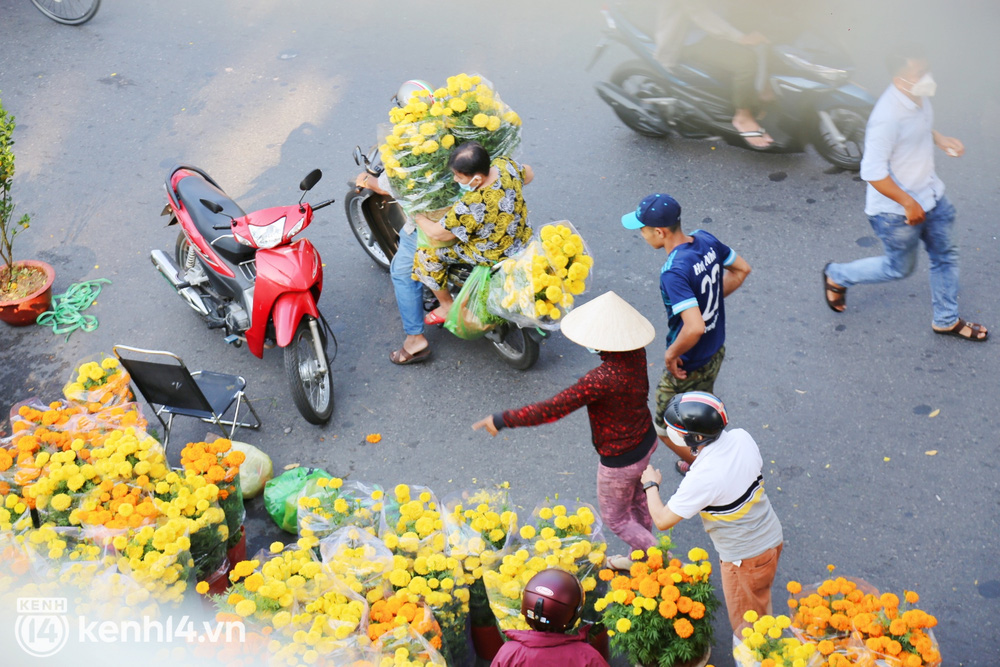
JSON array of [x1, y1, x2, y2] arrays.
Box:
[[589, 4, 874, 170], [153, 165, 337, 424], [345, 145, 545, 370]]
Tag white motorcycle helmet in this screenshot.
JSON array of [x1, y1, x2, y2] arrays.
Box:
[[394, 79, 434, 108]]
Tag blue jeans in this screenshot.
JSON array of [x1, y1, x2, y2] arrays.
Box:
[[826, 196, 959, 329], [391, 227, 425, 336]]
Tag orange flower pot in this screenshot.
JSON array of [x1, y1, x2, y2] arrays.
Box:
[[0, 260, 55, 326]]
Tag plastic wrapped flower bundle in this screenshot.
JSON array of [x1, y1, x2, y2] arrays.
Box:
[[487, 221, 594, 330], [483, 500, 606, 631], [846, 591, 940, 667], [111, 517, 195, 606], [181, 438, 246, 549], [374, 622, 447, 667], [595, 543, 719, 667], [368, 593, 444, 658], [62, 353, 133, 412], [152, 469, 229, 579], [320, 525, 395, 603], [214, 540, 370, 667], [379, 72, 522, 219], [298, 476, 384, 543], [733, 610, 820, 667]]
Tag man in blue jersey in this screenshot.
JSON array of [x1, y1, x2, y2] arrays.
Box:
[[623, 193, 751, 474]]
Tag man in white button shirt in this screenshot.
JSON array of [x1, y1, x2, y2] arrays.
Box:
[[822, 45, 987, 341]]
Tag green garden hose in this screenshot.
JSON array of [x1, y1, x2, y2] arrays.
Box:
[[36, 279, 111, 340]]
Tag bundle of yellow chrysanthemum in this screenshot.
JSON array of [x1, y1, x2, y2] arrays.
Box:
[[378, 73, 521, 218], [486, 221, 594, 330], [297, 476, 384, 542], [62, 354, 133, 412], [733, 610, 819, 667], [482, 500, 605, 631], [319, 525, 395, 603]]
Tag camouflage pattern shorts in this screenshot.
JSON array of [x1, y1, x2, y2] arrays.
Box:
[[653, 345, 726, 435]]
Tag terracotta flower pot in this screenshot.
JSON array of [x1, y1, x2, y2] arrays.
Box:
[[0, 260, 55, 326]]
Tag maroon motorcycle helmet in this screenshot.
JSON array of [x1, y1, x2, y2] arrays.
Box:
[[521, 568, 584, 632]]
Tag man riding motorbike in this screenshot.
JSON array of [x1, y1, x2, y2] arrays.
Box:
[[355, 79, 436, 365]]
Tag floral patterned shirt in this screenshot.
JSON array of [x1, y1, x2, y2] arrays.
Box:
[[439, 156, 533, 265], [495, 349, 656, 465]]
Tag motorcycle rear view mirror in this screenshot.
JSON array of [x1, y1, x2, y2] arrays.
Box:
[[352, 146, 365, 167], [300, 169, 322, 192]]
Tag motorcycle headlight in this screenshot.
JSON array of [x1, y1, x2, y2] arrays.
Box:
[[249, 216, 286, 248], [780, 51, 848, 84], [287, 216, 306, 239]]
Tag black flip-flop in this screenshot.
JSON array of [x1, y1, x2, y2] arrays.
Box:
[[389, 346, 432, 365]]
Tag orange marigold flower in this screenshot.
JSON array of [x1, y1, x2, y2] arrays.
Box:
[[817, 640, 835, 656], [658, 600, 677, 619], [762, 659, 777, 667], [610, 575, 631, 591], [629, 562, 649, 578], [689, 601, 705, 620], [638, 578, 660, 598], [827, 564, 836, 572], [904, 655, 923, 667], [673, 618, 694, 638], [889, 619, 908, 636], [786, 580, 803, 595], [904, 590, 919, 604], [661, 585, 680, 602], [880, 593, 900, 609], [366, 433, 382, 443], [598, 569, 615, 582], [676, 596, 693, 614]]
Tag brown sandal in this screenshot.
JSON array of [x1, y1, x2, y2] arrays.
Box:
[[933, 318, 988, 342], [823, 263, 846, 313], [389, 346, 432, 365]]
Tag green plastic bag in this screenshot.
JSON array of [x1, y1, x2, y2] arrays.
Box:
[[263, 467, 332, 534], [445, 265, 502, 340]]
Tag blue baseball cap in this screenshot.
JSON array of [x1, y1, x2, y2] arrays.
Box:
[[621, 193, 681, 229]]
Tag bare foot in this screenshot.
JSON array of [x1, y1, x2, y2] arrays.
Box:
[[733, 110, 773, 148]]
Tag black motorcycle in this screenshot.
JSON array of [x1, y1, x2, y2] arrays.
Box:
[[589, 4, 874, 170], [344, 146, 545, 370]]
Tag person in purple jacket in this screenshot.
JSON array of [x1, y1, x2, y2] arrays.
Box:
[[491, 569, 608, 667]]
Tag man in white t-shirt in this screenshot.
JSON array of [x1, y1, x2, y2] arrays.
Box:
[[640, 391, 783, 631]]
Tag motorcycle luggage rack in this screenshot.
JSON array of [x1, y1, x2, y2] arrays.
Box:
[[238, 259, 256, 281]]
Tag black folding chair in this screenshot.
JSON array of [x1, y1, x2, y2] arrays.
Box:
[[112, 345, 262, 450]]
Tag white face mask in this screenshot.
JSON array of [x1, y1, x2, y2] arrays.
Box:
[[666, 426, 687, 449], [905, 72, 936, 97]]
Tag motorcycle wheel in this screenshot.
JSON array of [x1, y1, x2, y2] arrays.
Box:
[[30, 0, 100, 25], [489, 323, 540, 371], [607, 60, 671, 138], [284, 317, 334, 425], [813, 107, 869, 171], [344, 190, 392, 271], [175, 231, 193, 268]]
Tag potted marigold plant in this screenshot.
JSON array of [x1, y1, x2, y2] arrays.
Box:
[[595, 539, 719, 667], [0, 92, 54, 326]]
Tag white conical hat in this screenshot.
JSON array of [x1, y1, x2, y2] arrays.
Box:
[[560, 291, 656, 351]]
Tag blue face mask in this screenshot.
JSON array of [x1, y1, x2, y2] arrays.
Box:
[[458, 176, 478, 192]]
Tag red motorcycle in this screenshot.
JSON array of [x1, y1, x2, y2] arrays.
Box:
[[153, 164, 336, 424]]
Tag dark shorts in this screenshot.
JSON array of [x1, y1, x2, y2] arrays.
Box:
[[654, 345, 726, 435]]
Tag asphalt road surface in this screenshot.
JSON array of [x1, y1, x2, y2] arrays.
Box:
[[1, 1, 999, 665]]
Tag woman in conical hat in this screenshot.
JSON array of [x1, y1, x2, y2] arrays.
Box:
[[473, 291, 659, 569]]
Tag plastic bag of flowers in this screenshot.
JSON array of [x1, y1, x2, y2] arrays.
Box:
[[845, 589, 941, 667], [180, 437, 246, 549], [378, 483, 448, 562], [152, 468, 229, 580], [319, 524, 395, 602], [733, 610, 821, 667], [594, 542, 719, 667], [62, 353, 134, 412], [14, 520, 112, 583], [785, 574, 880, 646], [379, 72, 522, 221], [298, 476, 384, 543], [9, 397, 84, 434], [483, 499, 606, 631], [229, 440, 273, 498], [486, 220, 594, 330], [111, 517, 196, 605], [373, 611, 448, 667]]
